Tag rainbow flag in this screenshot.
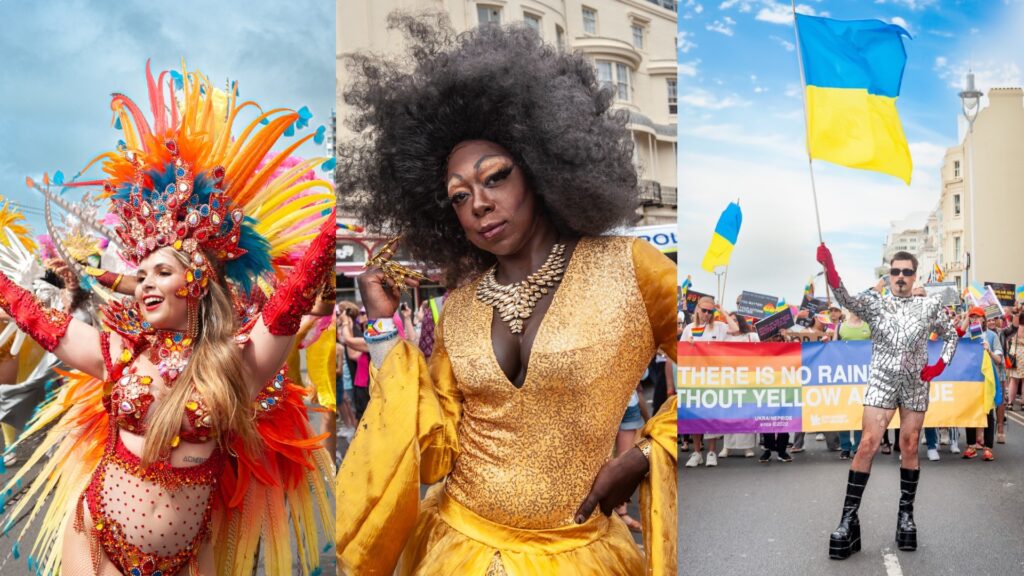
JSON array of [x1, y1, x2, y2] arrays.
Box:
[[804, 276, 814, 299], [337, 222, 365, 233], [701, 202, 742, 273], [691, 325, 706, 338], [795, 14, 913, 184]]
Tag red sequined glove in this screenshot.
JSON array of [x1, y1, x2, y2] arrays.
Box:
[[261, 213, 336, 336], [920, 359, 946, 383], [0, 271, 71, 352], [816, 243, 841, 289]]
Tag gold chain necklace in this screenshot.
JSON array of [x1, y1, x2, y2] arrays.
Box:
[[476, 243, 566, 334]]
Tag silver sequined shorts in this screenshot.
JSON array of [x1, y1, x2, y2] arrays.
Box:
[[863, 379, 929, 413]]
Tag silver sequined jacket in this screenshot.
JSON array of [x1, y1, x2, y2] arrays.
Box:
[[832, 283, 958, 387]]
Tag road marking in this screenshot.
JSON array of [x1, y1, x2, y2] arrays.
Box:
[[883, 549, 903, 576], [1006, 411, 1024, 427]]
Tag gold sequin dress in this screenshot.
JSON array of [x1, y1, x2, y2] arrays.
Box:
[[337, 237, 678, 575]]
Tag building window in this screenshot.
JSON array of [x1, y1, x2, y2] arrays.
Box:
[[667, 78, 677, 114], [954, 160, 960, 178], [616, 63, 630, 101], [954, 194, 961, 216], [478, 5, 501, 26], [556, 25, 565, 49], [645, 0, 677, 8], [954, 236, 961, 259], [596, 60, 632, 102], [632, 24, 644, 49], [524, 12, 541, 35], [582, 7, 597, 34]]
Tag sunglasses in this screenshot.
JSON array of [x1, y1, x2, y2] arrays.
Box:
[[698, 308, 714, 313], [889, 268, 916, 277]]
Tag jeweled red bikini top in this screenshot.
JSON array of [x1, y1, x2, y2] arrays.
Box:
[[102, 331, 214, 444]]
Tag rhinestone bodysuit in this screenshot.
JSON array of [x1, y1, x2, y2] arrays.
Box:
[[831, 283, 958, 412]]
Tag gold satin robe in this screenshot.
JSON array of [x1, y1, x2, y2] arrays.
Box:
[[338, 236, 678, 575]]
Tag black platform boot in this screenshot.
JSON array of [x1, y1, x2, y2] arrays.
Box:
[[896, 467, 920, 551], [829, 470, 869, 560]]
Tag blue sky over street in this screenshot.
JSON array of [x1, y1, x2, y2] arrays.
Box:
[[678, 0, 1024, 304]]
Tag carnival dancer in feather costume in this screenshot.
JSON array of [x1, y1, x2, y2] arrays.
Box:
[[0, 63, 335, 576]]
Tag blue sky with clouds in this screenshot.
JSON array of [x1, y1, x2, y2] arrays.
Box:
[[677, 0, 1024, 305], [0, 0, 334, 236]]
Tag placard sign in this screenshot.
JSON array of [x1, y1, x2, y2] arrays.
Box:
[[737, 291, 779, 320], [797, 296, 829, 328], [755, 309, 794, 341], [924, 282, 960, 308], [985, 282, 1016, 307], [685, 290, 712, 313]]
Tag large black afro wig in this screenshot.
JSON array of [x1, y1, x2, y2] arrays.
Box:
[[337, 12, 639, 284]]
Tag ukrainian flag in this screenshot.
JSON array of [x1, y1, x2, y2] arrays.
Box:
[[701, 202, 742, 273], [796, 14, 913, 184]]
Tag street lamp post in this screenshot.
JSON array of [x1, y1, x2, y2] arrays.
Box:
[[959, 72, 983, 284]]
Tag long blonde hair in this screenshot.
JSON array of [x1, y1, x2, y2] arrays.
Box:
[[141, 250, 260, 465]]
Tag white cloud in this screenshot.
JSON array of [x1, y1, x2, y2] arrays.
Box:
[[682, 0, 705, 19], [908, 141, 948, 170], [756, 3, 821, 25], [679, 59, 701, 77], [927, 29, 954, 38], [891, 16, 911, 34], [719, 0, 754, 12], [679, 88, 751, 110], [678, 150, 945, 302], [677, 30, 698, 53], [874, 0, 937, 9], [785, 83, 802, 98], [770, 35, 795, 52], [706, 16, 737, 36], [934, 58, 1023, 93]]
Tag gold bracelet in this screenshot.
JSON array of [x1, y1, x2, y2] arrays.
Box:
[[634, 437, 652, 459], [111, 274, 123, 292]]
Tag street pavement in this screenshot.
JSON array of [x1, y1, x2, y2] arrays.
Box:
[[0, 400, 336, 576], [680, 414, 1024, 576]]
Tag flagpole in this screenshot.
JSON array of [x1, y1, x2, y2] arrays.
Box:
[[791, 0, 825, 245]]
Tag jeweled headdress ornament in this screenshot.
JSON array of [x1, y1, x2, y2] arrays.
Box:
[[61, 61, 334, 300]]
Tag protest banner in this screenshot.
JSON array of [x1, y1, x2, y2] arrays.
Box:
[[754, 309, 794, 341], [737, 291, 779, 320], [677, 340, 990, 434], [984, 282, 1016, 307]]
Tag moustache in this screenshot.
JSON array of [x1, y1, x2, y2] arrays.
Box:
[[896, 281, 906, 286]]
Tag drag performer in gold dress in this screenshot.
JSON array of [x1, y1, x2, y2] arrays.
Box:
[[337, 14, 678, 575]]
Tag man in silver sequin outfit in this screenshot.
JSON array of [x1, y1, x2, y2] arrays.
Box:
[[816, 245, 958, 560]]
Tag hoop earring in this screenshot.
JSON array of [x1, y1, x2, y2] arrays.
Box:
[[187, 297, 200, 339]]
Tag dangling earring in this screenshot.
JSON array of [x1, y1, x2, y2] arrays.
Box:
[[187, 297, 200, 339]]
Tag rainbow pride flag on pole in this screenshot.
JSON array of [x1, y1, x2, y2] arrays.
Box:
[[795, 14, 913, 184], [700, 202, 742, 273]]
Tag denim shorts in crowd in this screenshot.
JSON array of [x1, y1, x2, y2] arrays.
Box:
[[619, 403, 644, 431]]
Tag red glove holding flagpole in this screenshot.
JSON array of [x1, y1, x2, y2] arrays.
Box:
[[815, 243, 841, 290]]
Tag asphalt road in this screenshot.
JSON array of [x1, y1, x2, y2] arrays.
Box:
[[680, 414, 1024, 576], [0, 401, 336, 576]]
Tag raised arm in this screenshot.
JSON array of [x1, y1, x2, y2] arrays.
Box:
[[0, 272, 104, 378], [817, 243, 883, 324], [243, 215, 335, 388]]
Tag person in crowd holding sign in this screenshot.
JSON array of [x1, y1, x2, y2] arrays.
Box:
[[683, 296, 738, 467], [958, 307, 1002, 458], [816, 247, 958, 560]]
